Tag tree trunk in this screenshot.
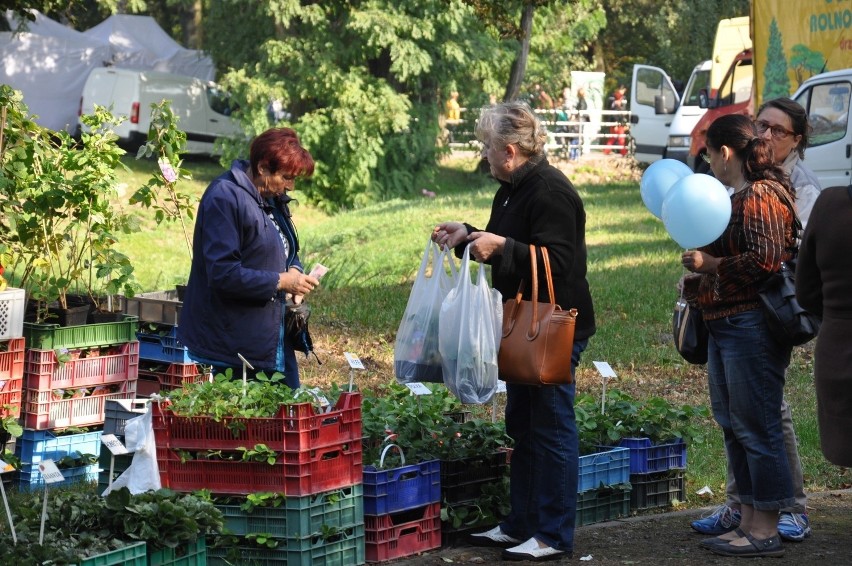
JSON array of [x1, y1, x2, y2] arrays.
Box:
[[181, 0, 203, 49], [502, 3, 535, 102]]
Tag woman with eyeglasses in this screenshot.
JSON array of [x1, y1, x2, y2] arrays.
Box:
[[680, 114, 797, 558], [690, 98, 819, 543], [178, 128, 321, 388]]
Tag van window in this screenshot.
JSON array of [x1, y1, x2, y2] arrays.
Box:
[[683, 69, 711, 107], [207, 86, 239, 116], [635, 67, 677, 112], [795, 81, 850, 147], [717, 58, 752, 107]]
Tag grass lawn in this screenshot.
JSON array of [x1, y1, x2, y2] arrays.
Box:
[[115, 152, 849, 509]]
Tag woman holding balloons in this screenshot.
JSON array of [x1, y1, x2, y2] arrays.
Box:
[[680, 114, 797, 558]]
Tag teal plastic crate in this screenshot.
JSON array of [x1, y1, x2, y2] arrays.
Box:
[[147, 537, 206, 566], [23, 315, 139, 350], [216, 484, 363, 539], [207, 525, 365, 566], [577, 446, 630, 492], [78, 541, 147, 566], [575, 483, 631, 526]]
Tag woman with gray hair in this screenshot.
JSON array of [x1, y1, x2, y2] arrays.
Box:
[[433, 101, 596, 561]]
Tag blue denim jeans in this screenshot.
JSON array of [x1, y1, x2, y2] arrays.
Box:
[[706, 309, 794, 511], [500, 338, 588, 552]]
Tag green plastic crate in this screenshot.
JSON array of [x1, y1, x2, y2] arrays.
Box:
[[147, 538, 206, 566], [79, 541, 147, 566], [207, 525, 365, 566], [23, 315, 139, 350], [575, 483, 631, 526], [216, 484, 363, 539]]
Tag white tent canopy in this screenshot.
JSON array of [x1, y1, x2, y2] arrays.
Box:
[[0, 10, 112, 132], [84, 15, 214, 81]]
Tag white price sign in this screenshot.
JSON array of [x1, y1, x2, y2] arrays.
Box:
[[593, 361, 617, 379], [38, 460, 65, 484], [405, 382, 432, 396], [343, 352, 364, 370], [101, 434, 129, 455]]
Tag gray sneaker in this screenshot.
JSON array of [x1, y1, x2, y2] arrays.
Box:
[[777, 512, 811, 542]]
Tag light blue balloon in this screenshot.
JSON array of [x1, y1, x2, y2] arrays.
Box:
[[661, 174, 732, 248], [640, 159, 693, 219]]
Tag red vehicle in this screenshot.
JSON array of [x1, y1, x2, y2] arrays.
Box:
[[688, 48, 754, 172]]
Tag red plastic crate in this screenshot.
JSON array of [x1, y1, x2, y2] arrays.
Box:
[[23, 380, 137, 430], [0, 376, 22, 418], [365, 502, 441, 563], [24, 341, 139, 390], [138, 362, 207, 390], [157, 438, 363, 496], [0, 337, 25, 382], [154, 392, 361, 453]]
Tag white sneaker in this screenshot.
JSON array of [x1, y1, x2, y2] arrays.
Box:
[[502, 537, 569, 562], [469, 525, 522, 548]]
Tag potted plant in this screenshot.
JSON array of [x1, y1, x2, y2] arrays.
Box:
[[0, 86, 139, 325]]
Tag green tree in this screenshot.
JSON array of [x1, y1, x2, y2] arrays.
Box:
[[762, 17, 791, 101], [789, 44, 827, 87]]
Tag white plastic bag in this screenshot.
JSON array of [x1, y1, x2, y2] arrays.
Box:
[[101, 408, 161, 495], [438, 244, 503, 404], [394, 238, 458, 383]]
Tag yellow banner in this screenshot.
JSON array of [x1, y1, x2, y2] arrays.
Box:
[[753, 0, 852, 107]]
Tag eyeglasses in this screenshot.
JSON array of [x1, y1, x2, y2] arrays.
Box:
[[756, 120, 796, 139], [701, 153, 711, 164]]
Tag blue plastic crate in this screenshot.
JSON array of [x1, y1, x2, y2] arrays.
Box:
[[18, 463, 98, 491], [363, 459, 441, 515], [15, 429, 102, 467], [137, 326, 193, 364], [577, 446, 630, 492], [615, 438, 687, 474]]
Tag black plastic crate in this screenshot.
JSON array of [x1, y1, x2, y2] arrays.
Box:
[[629, 471, 686, 510]]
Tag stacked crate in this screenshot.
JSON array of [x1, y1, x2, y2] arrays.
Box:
[[97, 399, 150, 494], [439, 450, 510, 546], [124, 290, 206, 395], [575, 446, 631, 526], [362, 455, 442, 563], [16, 313, 139, 490], [152, 392, 366, 565], [617, 438, 688, 511]]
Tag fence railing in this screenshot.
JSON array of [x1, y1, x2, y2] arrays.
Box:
[[444, 108, 633, 157]]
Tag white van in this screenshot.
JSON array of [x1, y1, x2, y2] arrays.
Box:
[[792, 69, 852, 189], [78, 67, 241, 155], [663, 60, 711, 163]]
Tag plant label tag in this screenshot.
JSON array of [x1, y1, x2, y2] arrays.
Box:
[[593, 361, 617, 378], [496, 381, 507, 394], [305, 387, 330, 407], [38, 460, 65, 484], [405, 382, 432, 395], [344, 352, 364, 370], [0, 459, 13, 474], [101, 434, 129, 455]]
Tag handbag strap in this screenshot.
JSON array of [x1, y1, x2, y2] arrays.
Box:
[[540, 247, 556, 304], [526, 244, 559, 338]]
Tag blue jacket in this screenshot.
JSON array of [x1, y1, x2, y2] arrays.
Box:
[[177, 160, 302, 369]]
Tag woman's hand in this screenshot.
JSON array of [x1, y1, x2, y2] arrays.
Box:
[[432, 222, 468, 249], [467, 231, 506, 261], [278, 268, 319, 296], [681, 250, 720, 274]]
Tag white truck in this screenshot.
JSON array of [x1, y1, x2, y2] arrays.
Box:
[[78, 67, 241, 155], [792, 69, 852, 189], [629, 17, 750, 165]]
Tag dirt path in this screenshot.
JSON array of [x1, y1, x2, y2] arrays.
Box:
[[391, 490, 852, 565]]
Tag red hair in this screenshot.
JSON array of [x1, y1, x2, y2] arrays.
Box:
[[249, 128, 315, 178]]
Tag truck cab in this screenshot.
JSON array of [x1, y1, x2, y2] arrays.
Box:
[[688, 49, 754, 172], [792, 70, 852, 188], [628, 64, 680, 164], [664, 60, 711, 163]]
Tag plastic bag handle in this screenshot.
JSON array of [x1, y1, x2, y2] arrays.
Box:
[[379, 443, 406, 467]]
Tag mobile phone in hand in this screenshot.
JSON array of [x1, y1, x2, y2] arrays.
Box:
[[309, 263, 329, 280]]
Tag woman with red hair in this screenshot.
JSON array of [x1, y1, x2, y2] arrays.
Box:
[[178, 128, 320, 388]]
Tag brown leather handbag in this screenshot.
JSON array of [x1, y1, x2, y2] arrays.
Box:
[[498, 245, 578, 385]]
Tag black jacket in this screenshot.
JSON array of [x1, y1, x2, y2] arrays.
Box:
[[461, 157, 596, 341]]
